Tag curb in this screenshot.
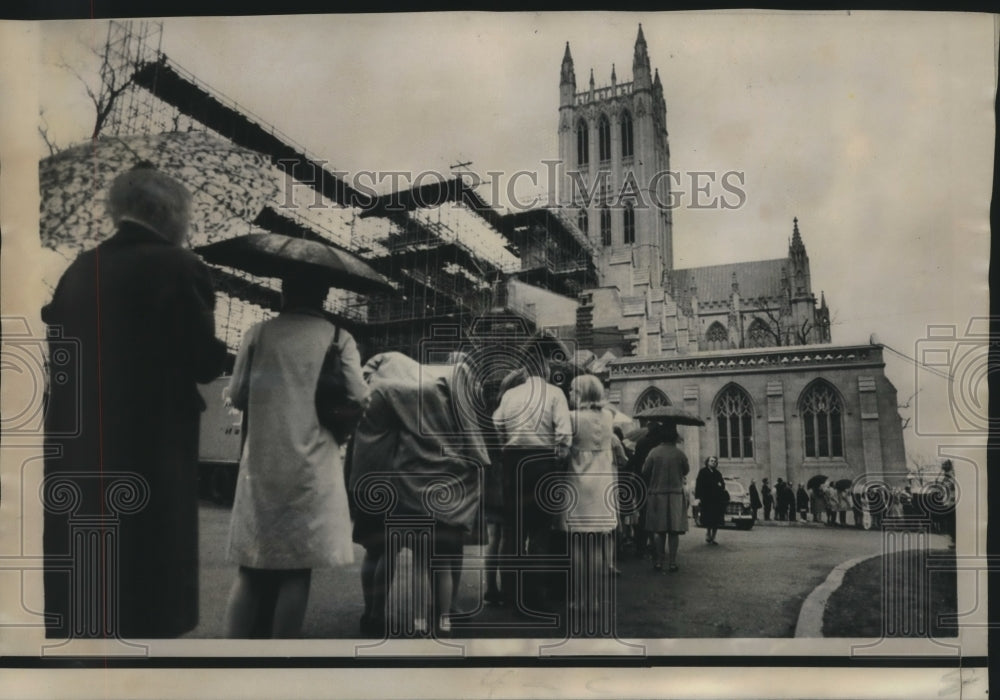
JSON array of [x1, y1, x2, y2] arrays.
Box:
[[794, 538, 938, 637], [794, 552, 882, 637]]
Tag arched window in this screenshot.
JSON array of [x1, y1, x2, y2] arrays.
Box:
[[577, 207, 588, 236], [623, 203, 635, 244], [620, 111, 634, 159], [705, 321, 729, 351], [576, 119, 589, 167], [715, 384, 754, 459], [634, 387, 670, 415], [746, 318, 772, 348], [599, 206, 612, 246], [598, 114, 611, 163], [799, 380, 844, 458]]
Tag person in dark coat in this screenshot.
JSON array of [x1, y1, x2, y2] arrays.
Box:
[[695, 456, 727, 545], [774, 478, 788, 521], [625, 423, 662, 557], [42, 165, 227, 638], [796, 484, 810, 522], [748, 480, 762, 522], [761, 478, 773, 520]]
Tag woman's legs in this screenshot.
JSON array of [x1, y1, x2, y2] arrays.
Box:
[[652, 531, 666, 569], [484, 522, 502, 603], [224, 566, 266, 638], [433, 526, 464, 634], [667, 533, 680, 569], [271, 569, 312, 638]]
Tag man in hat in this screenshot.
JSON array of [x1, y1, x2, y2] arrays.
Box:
[[42, 165, 227, 638]]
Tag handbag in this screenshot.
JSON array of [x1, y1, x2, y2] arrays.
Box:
[[315, 324, 363, 443]]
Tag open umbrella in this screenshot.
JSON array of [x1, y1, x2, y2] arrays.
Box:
[[40, 131, 280, 253], [633, 405, 706, 426], [196, 233, 394, 295], [624, 424, 652, 442], [834, 478, 853, 491], [806, 474, 829, 491]]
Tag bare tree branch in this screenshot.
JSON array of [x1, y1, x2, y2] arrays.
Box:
[[38, 108, 59, 156]]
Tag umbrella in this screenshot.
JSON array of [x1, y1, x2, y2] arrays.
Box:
[[633, 405, 706, 426], [834, 478, 853, 491], [196, 233, 394, 295], [806, 474, 829, 491], [40, 130, 280, 253], [609, 408, 635, 428], [624, 425, 651, 442]]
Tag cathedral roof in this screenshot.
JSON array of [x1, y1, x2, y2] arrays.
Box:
[[672, 258, 787, 303]]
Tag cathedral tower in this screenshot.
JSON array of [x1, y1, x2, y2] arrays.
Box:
[[557, 25, 673, 297]]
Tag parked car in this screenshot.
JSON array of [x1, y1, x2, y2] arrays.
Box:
[[692, 475, 754, 530]]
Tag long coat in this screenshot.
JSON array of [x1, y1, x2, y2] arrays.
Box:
[[561, 407, 618, 533], [227, 310, 366, 569], [42, 222, 226, 638], [695, 466, 728, 528], [349, 353, 488, 539]]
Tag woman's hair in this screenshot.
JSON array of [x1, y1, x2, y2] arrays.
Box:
[[568, 373, 605, 410], [106, 164, 192, 245], [650, 421, 679, 444], [704, 456, 719, 468], [281, 276, 329, 310]]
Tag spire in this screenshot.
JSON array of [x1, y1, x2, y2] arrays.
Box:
[[633, 23, 652, 88], [611, 63, 617, 85], [731, 271, 739, 294], [654, 67, 662, 87], [589, 68, 595, 90], [560, 41, 576, 87], [789, 216, 806, 258], [820, 290, 827, 308]]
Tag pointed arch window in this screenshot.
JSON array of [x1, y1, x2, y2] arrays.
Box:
[[747, 317, 772, 348], [577, 207, 588, 236], [623, 203, 636, 244], [800, 381, 844, 458], [598, 114, 611, 163], [576, 119, 589, 167], [599, 205, 612, 246], [705, 321, 728, 351], [620, 111, 634, 159], [715, 384, 754, 459], [634, 387, 670, 415]]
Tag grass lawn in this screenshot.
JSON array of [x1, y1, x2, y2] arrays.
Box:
[[822, 550, 957, 638]]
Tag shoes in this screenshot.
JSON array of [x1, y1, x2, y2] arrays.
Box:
[[653, 562, 663, 572], [437, 615, 452, 636], [709, 540, 719, 546], [484, 590, 504, 606], [667, 565, 679, 573]]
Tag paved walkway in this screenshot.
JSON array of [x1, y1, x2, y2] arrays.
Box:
[[188, 503, 944, 640]]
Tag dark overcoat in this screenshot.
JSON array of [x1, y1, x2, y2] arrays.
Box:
[[42, 221, 226, 638], [694, 466, 727, 528]]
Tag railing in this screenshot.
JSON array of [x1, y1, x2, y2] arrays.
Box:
[[576, 82, 634, 105], [609, 344, 884, 378]]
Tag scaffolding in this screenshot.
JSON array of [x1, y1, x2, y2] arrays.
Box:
[[91, 20, 604, 359]]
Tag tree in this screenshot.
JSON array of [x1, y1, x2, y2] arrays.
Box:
[[742, 295, 824, 348]]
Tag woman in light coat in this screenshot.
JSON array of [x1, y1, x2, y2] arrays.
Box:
[[561, 375, 618, 625], [223, 276, 367, 638]]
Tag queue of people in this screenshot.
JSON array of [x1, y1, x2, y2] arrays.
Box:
[[41, 165, 955, 641]]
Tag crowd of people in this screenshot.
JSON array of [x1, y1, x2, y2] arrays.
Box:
[[41, 166, 956, 641]]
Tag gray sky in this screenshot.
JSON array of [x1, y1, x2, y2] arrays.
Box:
[[35, 12, 994, 459]]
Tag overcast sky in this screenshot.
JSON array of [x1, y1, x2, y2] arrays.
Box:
[[33, 12, 995, 459]]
